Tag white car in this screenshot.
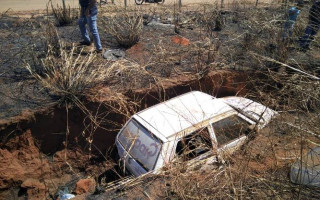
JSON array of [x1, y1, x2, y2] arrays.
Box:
[[115, 91, 277, 177]]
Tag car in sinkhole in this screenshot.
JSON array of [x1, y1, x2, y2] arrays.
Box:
[[115, 91, 277, 177]]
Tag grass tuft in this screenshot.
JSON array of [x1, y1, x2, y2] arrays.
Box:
[[102, 11, 143, 48], [50, 0, 78, 26], [25, 42, 109, 104]]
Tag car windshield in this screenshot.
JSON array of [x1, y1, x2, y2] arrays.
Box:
[[118, 119, 162, 171]]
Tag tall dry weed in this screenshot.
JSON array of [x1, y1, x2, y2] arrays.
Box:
[[25, 43, 109, 104], [50, 0, 78, 26], [101, 11, 143, 48]]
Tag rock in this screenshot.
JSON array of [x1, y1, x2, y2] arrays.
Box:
[[164, 17, 173, 24], [142, 14, 152, 25], [171, 36, 190, 46], [74, 178, 96, 195], [147, 20, 175, 29], [103, 49, 125, 61], [142, 14, 150, 19]]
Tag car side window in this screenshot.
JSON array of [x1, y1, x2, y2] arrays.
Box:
[[175, 127, 212, 161], [211, 115, 251, 147]]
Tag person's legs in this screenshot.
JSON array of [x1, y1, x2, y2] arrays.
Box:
[[78, 14, 91, 44], [87, 6, 102, 50], [299, 24, 319, 49], [283, 21, 294, 38]]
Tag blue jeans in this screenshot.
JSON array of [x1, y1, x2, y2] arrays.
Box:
[[78, 5, 102, 50], [299, 24, 319, 49], [283, 20, 295, 38]]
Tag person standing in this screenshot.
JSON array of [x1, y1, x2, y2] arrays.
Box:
[[78, 0, 103, 52], [283, 1, 304, 39], [299, 0, 320, 50]]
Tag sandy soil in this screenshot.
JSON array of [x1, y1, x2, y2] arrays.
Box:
[[0, 0, 275, 12], [0, 0, 78, 12]]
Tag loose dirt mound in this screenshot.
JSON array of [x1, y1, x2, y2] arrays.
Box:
[[0, 129, 52, 199], [0, 129, 114, 199], [0, 130, 50, 190]]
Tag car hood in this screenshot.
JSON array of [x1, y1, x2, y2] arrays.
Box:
[[223, 97, 278, 129]]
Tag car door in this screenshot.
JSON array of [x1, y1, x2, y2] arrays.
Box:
[[173, 126, 215, 162], [210, 114, 254, 153]]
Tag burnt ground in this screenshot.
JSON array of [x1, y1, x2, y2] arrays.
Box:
[[0, 3, 320, 200]]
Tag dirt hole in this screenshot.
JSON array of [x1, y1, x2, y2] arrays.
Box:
[[0, 70, 249, 191]]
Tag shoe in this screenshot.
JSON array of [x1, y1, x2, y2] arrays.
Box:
[[95, 49, 103, 53], [79, 41, 92, 46]]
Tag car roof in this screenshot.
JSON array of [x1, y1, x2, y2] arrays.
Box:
[[133, 91, 233, 141]]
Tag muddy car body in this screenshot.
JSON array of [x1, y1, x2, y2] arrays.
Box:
[[116, 91, 277, 177]]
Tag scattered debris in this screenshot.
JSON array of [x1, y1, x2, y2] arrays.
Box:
[[58, 188, 76, 200], [103, 49, 125, 61], [147, 20, 175, 29], [171, 36, 190, 46], [60, 194, 76, 200], [75, 178, 96, 195]]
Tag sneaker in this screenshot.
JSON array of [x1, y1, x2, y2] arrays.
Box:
[[79, 41, 92, 46], [95, 49, 103, 53]]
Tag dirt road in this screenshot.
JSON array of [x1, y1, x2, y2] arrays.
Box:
[[0, 0, 78, 12], [0, 0, 274, 12]]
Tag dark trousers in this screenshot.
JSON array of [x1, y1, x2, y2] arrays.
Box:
[[299, 24, 320, 49]]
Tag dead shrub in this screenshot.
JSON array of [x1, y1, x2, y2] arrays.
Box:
[[44, 22, 61, 55], [104, 59, 154, 90], [220, 7, 292, 69], [198, 7, 224, 36], [255, 71, 320, 112], [101, 12, 143, 48], [25, 43, 110, 104], [50, 0, 78, 26]]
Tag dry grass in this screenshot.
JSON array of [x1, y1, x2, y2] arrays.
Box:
[[101, 11, 143, 48], [12, 3, 320, 199], [104, 116, 320, 199], [95, 5, 320, 199], [25, 42, 109, 104], [50, 0, 78, 26], [161, 119, 320, 199]]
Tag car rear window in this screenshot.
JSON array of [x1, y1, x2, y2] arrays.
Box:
[[118, 119, 162, 171]]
